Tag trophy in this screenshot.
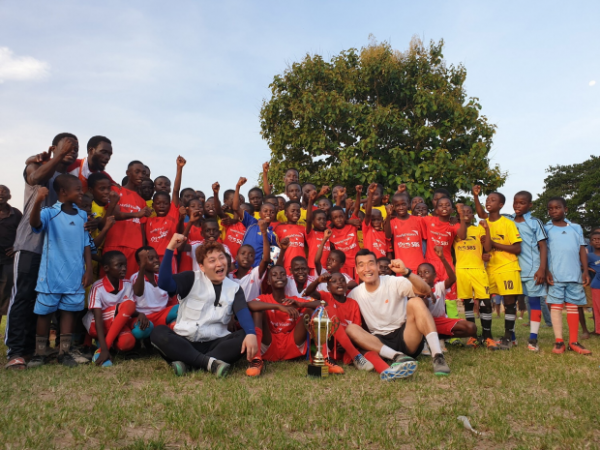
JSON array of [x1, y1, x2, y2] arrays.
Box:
[[304, 301, 340, 378]]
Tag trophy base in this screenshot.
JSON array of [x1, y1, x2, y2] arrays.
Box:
[[307, 364, 329, 378]]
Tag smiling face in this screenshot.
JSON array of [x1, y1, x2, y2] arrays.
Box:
[[63, 179, 84, 205], [285, 202, 301, 224], [327, 272, 347, 296], [89, 141, 113, 172], [377, 259, 392, 276], [268, 265, 288, 290], [204, 198, 216, 218], [127, 163, 146, 188], [291, 258, 309, 285], [356, 253, 378, 284], [435, 198, 453, 218], [199, 249, 228, 283], [144, 248, 161, 273], [417, 263, 436, 287], [413, 202, 428, 217]]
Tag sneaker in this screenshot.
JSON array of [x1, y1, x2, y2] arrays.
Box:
[[484, 338, 500, 351], [27, 354, 47, 369], [245, 358, 264, 377], [527, 338, 539, 352], [466, 337, 480, 348], [209, 358, 231, 378], [421, 343, 431, 356], [568, 342, 592, 355], [325, 357, 344, 374], [432, 353, 451, 376], [57, 352, 79, 368], [496, 338, 512, 351], [352, 354, 374, 372], [512, 339, 518, 347], [552, 342, 565, 354], [393, 352, 417, 365], [71, 348, 91, 364], [171, 361, 190, 376], [440, 340, 448, 353], [381, 359, 418, 381], [92, 349, 113, 367], [447, 338, 464, 347]]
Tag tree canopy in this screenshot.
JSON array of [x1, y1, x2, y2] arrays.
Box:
[[531, 155, 600, 235], [259, 37, 506, 201]]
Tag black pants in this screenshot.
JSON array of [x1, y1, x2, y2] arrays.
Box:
[[150, 325, 247, 369], [5, 251, 41, 359]]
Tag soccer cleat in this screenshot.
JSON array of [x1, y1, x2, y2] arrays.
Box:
[[325, 357, 344, 374], [245, 358, 264, 377], [484, 338, 500, 351], [568, 342, 592, 355], [552, 342, 565, 354], [71, 348, 92, 364], [171, 361, 190, 376], [92, 349, 113, 367], [512, 339, 518, 347], [527, 338, 539, 352], [393, 352, 417, 365], [447, 338, 464, 347], [352, 354, 374, 372], [57, 352, 79, 368], [432, 353, 451, 376], [466, 337, 480, 348], [421, 343, 431, 356], [209, 359, 231, 378], [27, 354, 47, 369], [496, 338, 512, 351], [382, 360, 418, 381]]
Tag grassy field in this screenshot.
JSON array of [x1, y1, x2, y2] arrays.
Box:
[[1, 312, 599, 450]]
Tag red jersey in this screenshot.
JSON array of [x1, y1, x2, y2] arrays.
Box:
[[319, 291, 361, 328], [389, 216, 426, 272], [306, 229, 330, 271], [421, 216, 459, 277], [362, 222, 390, 258], [223, 221, 246, 259], [274, 223, 307, 273], [330, 224, 360, 268], [145, 215, 178, 256], [167, 202, 180, 221], [255, 294, 311, 334], [187, 223, 203, 243], [104, 187, 147, 249]]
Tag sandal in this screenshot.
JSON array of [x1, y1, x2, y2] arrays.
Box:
[[5, 356, 27, 370]]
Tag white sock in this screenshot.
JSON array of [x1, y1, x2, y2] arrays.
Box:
[[206, 357, 216, 371], [426, 332, 442, 356], [530, 320, 541, 336], [379, 345, 400, 360]]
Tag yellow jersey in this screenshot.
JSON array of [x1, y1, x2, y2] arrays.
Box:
[[486, 216, 522, 273], [91, 201, 106, 241], [360, 205, 388, 219], [454, 225, 486, 270], [146, 199, 157, 218], [277, 208, 308, 227]]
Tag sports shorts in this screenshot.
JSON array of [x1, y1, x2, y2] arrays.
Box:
[[145, 305, 179, 327], [262, 332, 307, 361], [547, 282, 586, 306], [433, 317, 461, 337], [456, 268, 490, 300], [488, 270, 523, 296], [521, 278, 547, 297], [34, 293, 85, 315], [374, 322, 425, 359]]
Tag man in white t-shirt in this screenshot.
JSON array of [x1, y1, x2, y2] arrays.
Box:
[[345, 249, 451, 376]]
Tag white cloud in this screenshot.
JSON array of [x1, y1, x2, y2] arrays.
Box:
[[0, 46, 49, 83], [590, 80, 596, 86]]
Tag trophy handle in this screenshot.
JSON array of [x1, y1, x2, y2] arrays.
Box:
[[329, 315, 340, 339], [303, 313, 313, 337]]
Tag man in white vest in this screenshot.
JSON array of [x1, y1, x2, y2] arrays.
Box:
[[150, 234, 258, 376]]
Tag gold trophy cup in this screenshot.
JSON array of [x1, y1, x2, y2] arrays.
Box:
[[304, 301, 340, 378]]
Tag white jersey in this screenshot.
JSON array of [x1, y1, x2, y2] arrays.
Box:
[[83, 277, 134, 330], [285, 274, 317, 298], [130, 272, 170, 314], [232, 266, 265, 302], [428, 281, 448, 318]]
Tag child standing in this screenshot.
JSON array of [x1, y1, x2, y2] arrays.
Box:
[[544, 197, 591, 355], [274, 201, 307, 275], [362, 183, 392, 259], [329, 186, 362, 280], [27, 175, 93, 368], [385, 193, 426, 273], [145, 192, 183, 263], [305, 189, 330, 277]]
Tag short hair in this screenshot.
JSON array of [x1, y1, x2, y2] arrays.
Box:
[[373, 183, 384, 195], [547, 196, 566, 208], [418, 262, 436, 274], [376, 256, 391, 265], [52, 132, 77, 146], [392, 192, 410, 203], [355, 248, 377, 263], [330, 205, 344, 214], [102, 250, 125, 267], [318, 197, 332, 207], [286, 182, 301, 192], [260, 202, 275, 211], [224, 189, 236, 201], [195, 241, 226, 264], [128, 160, 144, 169], [240, 202, 253, 213], [141, 177, 154, 187], [330, 249, 346, 264], [248, 187, 263, 197], [202, 217, 219, 227], [154, 175, 170, 185], [433, 188, 451, 198], [489, 191, 506, 205], [436, 196, 454, 208], [180, 188, 196, 199], [80, 192, 93, 204], [196, 190, 206, 199], [590, 230, 600, 239], [291, 256, 308, 267], [121, 176, 129, 186], [239, 244, 255, 254], [87, 172, 111, 189], [135, 245, 157, 263], [284, 200, 301, 211], [313, 209, 327, 219], [515, 191, 533, 202], [87, 135, 111, 151], [302, 182, 316, 189], [53, 173, 80, 193], [153, 191, 170, 202], [285, 168, 299, 176]]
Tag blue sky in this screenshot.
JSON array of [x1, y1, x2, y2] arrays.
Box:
[[1, 1, 598, 210]]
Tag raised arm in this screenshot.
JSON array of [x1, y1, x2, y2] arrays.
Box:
[[26, 138, 77, 187], [305, 190, 318, 234], [314, 228, 332, 274], [275, 237, 289, 268], [364, 183, 377, 226], [352, 185, 362, 219], [233, 177, 247, 219], [434, 246, 457, 289], [133, 250, 148, 297], [29, 187, 49, 228], [172, 156, 186, 207], [471, 185, 488, 219], [479, 220, 493, 253], [212, 182, 227, 219], [258, 219, 271, 278], [389, 259, 431, 296], [262, 162, 271, 196], [304, 273, 330, 299]]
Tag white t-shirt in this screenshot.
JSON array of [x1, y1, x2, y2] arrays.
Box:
[[347, 275, 415, 335], [232, 266, 265, 302], [285, 274, 317, 298], [83, 277, 134, 330], [130, 272, 170, 314], [428, 281, 448, 318]]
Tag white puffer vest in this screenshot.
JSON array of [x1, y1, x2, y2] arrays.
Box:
[[174, 271, 239, 343]]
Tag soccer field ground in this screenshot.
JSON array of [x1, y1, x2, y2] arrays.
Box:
[[0, 314, 598, 449]]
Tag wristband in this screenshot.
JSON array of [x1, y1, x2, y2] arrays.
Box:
[[403, 268, 412, 278]]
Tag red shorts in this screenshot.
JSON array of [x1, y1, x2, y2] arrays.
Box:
[[87, 306, 136, 338], [434, 317, 461, 336], [262, 332, 307, 361], [145, 305, 177, 327], [102, 246, 139, 278]]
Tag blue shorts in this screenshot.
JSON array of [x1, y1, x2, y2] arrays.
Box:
[[521, 278, 547, 297], [34, 293, 85, 315], [546, 282, 586, 306], [493, 295, 504, 305]]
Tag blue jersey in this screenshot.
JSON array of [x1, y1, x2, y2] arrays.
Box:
[[544, 221, 585, 283], [240, 211, 278, 267], [588, 251, 600, 289], [507, 212, 547, 279], [33, 202, 89, 294]]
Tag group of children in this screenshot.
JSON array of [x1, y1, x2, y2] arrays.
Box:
[[2, 131, 599, 376]]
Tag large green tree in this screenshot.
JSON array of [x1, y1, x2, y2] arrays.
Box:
[[531, 155, 600, 235], [259, 37, 506, 201]]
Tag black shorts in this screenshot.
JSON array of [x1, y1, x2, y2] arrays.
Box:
[[375, 322, 425, 359]]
